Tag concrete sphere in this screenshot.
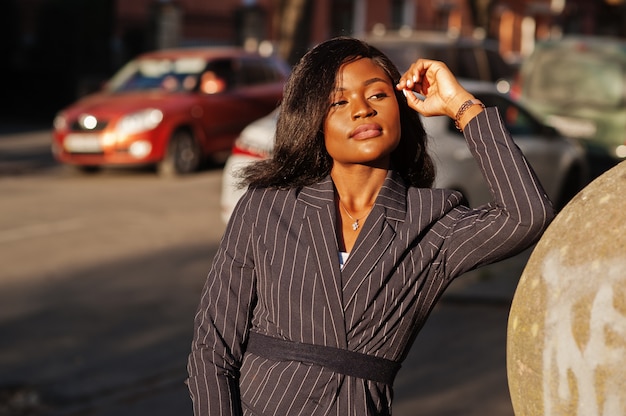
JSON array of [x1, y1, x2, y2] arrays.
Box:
[[507, 161, 626, 415]]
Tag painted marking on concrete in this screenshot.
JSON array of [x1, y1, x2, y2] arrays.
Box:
[[542, 251, 626, 415]]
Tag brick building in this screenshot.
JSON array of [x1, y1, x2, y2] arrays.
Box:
[[115, 0, 625, 61], [1, 0, 624, 119]]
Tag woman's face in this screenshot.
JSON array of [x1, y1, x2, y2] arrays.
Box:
[[323, 57, 401, 168]]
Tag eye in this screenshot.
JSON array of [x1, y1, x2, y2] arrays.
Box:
[[331, 99, 348, 107], [369, 92, 389, 101]]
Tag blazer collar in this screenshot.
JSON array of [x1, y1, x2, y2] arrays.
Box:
[[297, 170, 408, 222]]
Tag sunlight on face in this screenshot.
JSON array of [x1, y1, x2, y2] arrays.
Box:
[[323, 58, 401, 168]]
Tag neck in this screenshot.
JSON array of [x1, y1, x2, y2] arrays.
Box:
[[331, 165, 387, 209]]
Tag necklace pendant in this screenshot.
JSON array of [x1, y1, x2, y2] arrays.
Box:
[[352, 220, 359, 231]]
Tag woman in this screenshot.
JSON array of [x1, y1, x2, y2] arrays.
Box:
[[187, 37, 554, 415]]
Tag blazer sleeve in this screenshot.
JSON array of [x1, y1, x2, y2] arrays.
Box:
[[186, 190, 257, 416], [439, 107, 555, 277]]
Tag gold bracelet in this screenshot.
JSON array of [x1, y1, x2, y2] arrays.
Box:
[[455, 99, 485, 131]]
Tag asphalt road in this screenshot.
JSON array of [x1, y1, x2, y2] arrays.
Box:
[[0, 128, 527, 415]]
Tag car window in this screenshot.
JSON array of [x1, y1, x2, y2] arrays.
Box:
[[479, 94, 541, 136], [239, 57, 285, 86], [455, 47, 481, 80], [484, 49, 513, 80], [526, 49, 625, 108], [368, 38, 510, 82], [364, 43, 424, 71], [205, 58, 236, 89], [107, 57, 208, 92], [446, 93, 542, 136]]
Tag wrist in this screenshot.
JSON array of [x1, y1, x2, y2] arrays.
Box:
[[454, 98, 485, 131], [449, 92, 475, 117]]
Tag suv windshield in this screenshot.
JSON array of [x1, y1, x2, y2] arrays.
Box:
[[525, 51, 625, 108]]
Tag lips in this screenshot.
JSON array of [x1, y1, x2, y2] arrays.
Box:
[[350, 123, 383, 140]]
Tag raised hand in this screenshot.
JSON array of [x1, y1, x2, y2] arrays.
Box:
[[396, 59, 482, 129]]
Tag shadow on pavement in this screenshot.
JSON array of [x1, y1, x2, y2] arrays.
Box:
[[0, 232, 531, 416]]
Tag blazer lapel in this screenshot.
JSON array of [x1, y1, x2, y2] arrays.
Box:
[[296, 173, 408, 344], [341, 172, 407, 308], [297, 177, 348, 348]]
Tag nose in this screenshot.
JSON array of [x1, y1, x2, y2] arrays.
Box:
[[352, 98, 377, 119]]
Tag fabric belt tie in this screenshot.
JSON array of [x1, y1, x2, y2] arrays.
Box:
[[246, 331, 401, 385]]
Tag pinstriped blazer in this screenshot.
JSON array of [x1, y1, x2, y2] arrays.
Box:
[[187, 108, 554, 416]]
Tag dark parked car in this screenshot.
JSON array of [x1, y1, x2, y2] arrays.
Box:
[[220, 81, 588, 223], [52, 47, 289, 176], [363, 30, 516, 83]]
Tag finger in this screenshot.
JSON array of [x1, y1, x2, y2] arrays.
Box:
[[404, 60, 438, 90], [398, 62, 421, 90], [403, 88, 424, 112], [398, 74, 417, 90], [398, 76, 422, 93]]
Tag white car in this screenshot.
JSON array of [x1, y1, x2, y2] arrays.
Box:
[[220, 109, 278, 223], [221, 81, 588, 223]]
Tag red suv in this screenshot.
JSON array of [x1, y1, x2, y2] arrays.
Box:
[[52, 47, 289, 176]]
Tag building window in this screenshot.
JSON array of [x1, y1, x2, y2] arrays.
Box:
[[391, 0, 404, 29], [331, 0, 355, 37]]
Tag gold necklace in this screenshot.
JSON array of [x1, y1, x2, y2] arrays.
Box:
[[339, 199, 373, 231]]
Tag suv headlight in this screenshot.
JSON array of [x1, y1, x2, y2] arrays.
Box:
[[116, 109, 163, 135]]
